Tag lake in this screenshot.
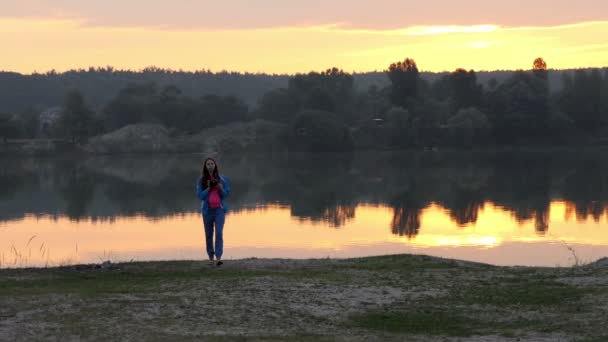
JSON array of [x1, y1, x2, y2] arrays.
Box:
[[2, 149, 608, 268]]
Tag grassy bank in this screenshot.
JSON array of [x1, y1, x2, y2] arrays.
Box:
[[1, 254, 607, 341]]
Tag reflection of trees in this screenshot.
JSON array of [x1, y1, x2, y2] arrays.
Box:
[[489, 152, 553, 234], [102, 175, 193, 217], [321, 204, 356, 227], [389, 180, 427, 238], [277, 153, 357, 227], [0, 160, 26, 200], [534, 206, 550, 234], [561, 158, 608, 222], [440, 163, 491, 226], [565, 201, 608, 223], [449, 200, 485, 227], [58, 164, 96, 220], [4, 150, 608, 236], [391, 206, 422, 238]]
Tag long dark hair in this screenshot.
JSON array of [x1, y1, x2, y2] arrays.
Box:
[[201, 157, 220, 189]]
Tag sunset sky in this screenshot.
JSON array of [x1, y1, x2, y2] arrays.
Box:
[[2, 0, 607, 74]]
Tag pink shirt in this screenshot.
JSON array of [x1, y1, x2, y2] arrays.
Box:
[[208, 176, 222, 208]]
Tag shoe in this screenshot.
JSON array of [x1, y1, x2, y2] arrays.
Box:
[[216, 260, 223, 266]]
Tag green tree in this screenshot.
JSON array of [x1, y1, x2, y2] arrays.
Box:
[[386, 58, 419, 108], [445, 107, 490, 146], [59, 90, 94, 143]]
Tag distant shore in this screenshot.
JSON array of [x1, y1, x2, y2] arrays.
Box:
[[1, 254, 607, 341], [4, 136, 608, 157]]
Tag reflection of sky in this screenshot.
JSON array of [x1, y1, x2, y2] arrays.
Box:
[[1, 201, 607, 268]]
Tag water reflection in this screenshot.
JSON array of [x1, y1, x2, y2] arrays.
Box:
[[2, 203, 608, 268], [2, 150, 608, 231]]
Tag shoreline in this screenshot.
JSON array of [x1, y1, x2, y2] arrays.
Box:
[[4, 138, 608, 157], [2, 254, 607, 272], [1, 254, 607, 341]]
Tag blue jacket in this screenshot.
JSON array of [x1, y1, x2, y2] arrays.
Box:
[[196, 175, 231, 215]]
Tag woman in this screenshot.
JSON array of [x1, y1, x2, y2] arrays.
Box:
[[196, 157, 231, 266]]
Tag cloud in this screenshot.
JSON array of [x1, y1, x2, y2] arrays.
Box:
[[404, 25, 499, 36], [1, 0, 607, 30], [1, 15, 607, 74]]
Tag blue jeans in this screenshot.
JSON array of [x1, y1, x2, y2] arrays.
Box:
[[203, 208, 225, 259]]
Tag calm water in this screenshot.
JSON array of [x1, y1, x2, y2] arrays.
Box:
[[2, 150, 608, 268]]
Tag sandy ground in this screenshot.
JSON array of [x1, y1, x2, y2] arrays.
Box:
[[1, 255, 607, 341]]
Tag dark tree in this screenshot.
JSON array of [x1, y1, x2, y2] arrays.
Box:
[[59, 90, 94, 143], [445, 107, 490, 146], [386, 58, 419, 108], [14, 108, 40, 138], [448, 68, 483, 111], [255, 88, 299, 123], [602, 70, 608, 124], [486, 71, 550, 143], [103, 82, 158, 130], [287, 68, 355, 121], [198, 94, 249, 128], [286, 110, 353, 152], [559, 69, 603, 132], [306, 87, 335, 113], [151, 85, 190, 130], [0, 112, 19, 143], [386, 106, 413, 147]]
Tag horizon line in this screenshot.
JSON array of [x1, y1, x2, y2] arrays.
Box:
[[2, 65, 607, 77]]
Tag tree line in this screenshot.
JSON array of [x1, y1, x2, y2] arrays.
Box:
[[1, 59, 607, 149]]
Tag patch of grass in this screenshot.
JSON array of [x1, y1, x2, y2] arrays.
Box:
[[351, 309, 551, 337], [343, 254, 480, 272], [350, 310, 479, 336], [203, 336, 336, 342], [0, 271, 185, 296], [0, 264, 351, 296], [577, 337, 608, 342], [453, 279, 585, 306]]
